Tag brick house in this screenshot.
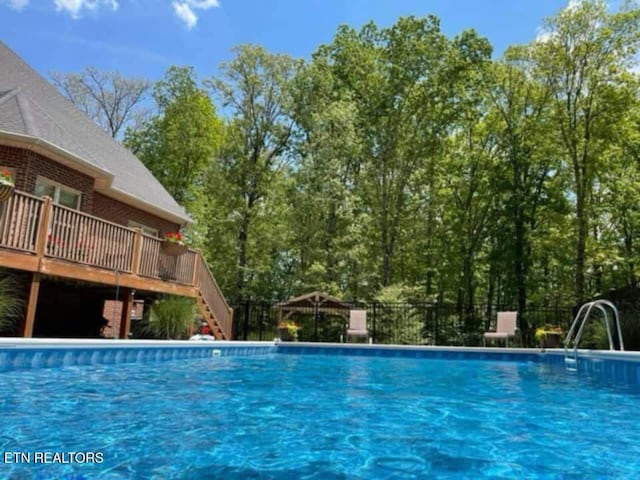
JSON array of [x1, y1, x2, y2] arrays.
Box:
[[0, 42, 232, 339]]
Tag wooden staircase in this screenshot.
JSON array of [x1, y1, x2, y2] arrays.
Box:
[[194, 256, 233, 340], [196, 290, 226, 339]]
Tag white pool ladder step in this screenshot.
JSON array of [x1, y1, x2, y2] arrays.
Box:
[[563, 299, 623, 373], [564, 352, 578, 372]]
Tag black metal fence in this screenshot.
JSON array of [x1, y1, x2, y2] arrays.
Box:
[[231, 300, 575, 348]]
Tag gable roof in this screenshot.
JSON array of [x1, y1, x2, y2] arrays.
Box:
[[0, 42, 191, 225]]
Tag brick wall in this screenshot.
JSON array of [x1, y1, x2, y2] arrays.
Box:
[[103, 300, 144, 337], [0, 144, 179, 234], [0, 145, 94, 212], [93, 192, 179, 234]]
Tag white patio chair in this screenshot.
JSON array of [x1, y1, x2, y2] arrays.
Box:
[[483, 311, 518, 347], [346, 309, 369, 343]]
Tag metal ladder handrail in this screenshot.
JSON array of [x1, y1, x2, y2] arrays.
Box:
[[563, 300, 623, 372]]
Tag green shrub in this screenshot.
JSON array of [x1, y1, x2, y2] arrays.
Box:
[[0, 271, 24, 334], [146, 295, 196, 339], [579, 320, 609, 350]]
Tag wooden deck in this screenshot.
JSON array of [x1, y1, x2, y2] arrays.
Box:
[[0, 191, 233, 339]]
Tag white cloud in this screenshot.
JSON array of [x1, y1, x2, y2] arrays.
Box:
[[185, 0, 219, 7], [1, 0, 219, 27], [173, 2, 197, 29], [172, 0, 219, 29], [54, 0, 118, 18], [2, 0, 30, 10]]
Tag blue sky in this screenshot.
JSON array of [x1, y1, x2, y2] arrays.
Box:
[[1, 0, 571, 82]]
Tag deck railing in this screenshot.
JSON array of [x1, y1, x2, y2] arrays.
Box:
[[197, 255, 233, 338], [0, 190, 233, 338], [47, 202, 136, 272], [0, 191, 197, 282], [0, 191, 44, 252], [139, 233, 162, 278]]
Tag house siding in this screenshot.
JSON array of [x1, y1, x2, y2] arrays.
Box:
[[0, 145, 94, 212], [0, 144, 179, 234], [92, 192, 179, 235]]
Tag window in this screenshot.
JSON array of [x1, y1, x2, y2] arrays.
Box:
[[128, 220, 159, 237], [34, 177, 81, 210]]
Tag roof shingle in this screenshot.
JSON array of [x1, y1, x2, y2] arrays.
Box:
[[0, 42, 191, 224]]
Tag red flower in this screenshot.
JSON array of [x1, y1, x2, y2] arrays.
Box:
[[164, 231, 184, 244], [0, 169, 13, 185]]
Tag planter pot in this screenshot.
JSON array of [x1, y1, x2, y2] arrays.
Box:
[[161, 241, 188, 257], [278, 328, 298, 342], [0, 183, 14, 202], [538, 332, 562, 348]]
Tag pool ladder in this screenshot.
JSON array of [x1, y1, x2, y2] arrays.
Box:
[[563, 300, 623, 372]]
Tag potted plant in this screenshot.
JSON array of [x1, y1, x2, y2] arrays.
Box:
[[278, 321, 300, 341], [161, 231, 188, 256], [535, 325, 564, 348], [0, 168, 15, 202]]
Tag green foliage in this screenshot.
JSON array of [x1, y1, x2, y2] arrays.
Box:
[[0, 270, 24, 334], [579, 319, 610, 350], [124, 66, 224, 219], [308, 17, 494, 290], [374, 284, 428, 344], [205, 45, 302, 300], [107, 6, 640, 330], [528, 0, 640, 300], [146, 295, 196, 339]]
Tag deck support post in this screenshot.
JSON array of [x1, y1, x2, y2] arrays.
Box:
[[118, 288, 133, 339], [22, 272, 41, 337], [131, 228, 143, 275], [35, 196, 53, 258], [192, 251, 200, 287]]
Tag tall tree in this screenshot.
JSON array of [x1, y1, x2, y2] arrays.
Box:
[[51, 67, 151, 139], [207, 45, 301, 299], [124, 66, 223, 239], [486, 49, 559, 333], [313, 17, 493, 289], [529, 0, 640, 300], [595, 96, 640, 288], [287, 59, 370, 298]]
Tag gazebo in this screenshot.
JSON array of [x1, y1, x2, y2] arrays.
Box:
[[274, 291, 352, 341]]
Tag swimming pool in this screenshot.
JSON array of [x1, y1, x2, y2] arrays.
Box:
[[1, 342, 640, 479]]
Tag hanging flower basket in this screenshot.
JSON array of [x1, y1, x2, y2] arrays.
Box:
[[161, 241, 188, 257], [0, 183, 13, 202], [0, 169, 14, 202]]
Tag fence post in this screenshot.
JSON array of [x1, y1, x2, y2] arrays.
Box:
[[258, 302, 265, 341], [313, 301, 320, 341], [372, 302, 377, 344], [243, 299, 250, 341], [434, 301, 439, 345]]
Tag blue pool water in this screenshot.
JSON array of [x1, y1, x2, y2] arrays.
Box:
[[2, 352, 640, 479]]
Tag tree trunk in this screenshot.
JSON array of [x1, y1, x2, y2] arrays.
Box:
[[462, 254, 475, 333], [514, 206, 528, 338], [575, 186, 587, 302], [236, 209, 251, 299]]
